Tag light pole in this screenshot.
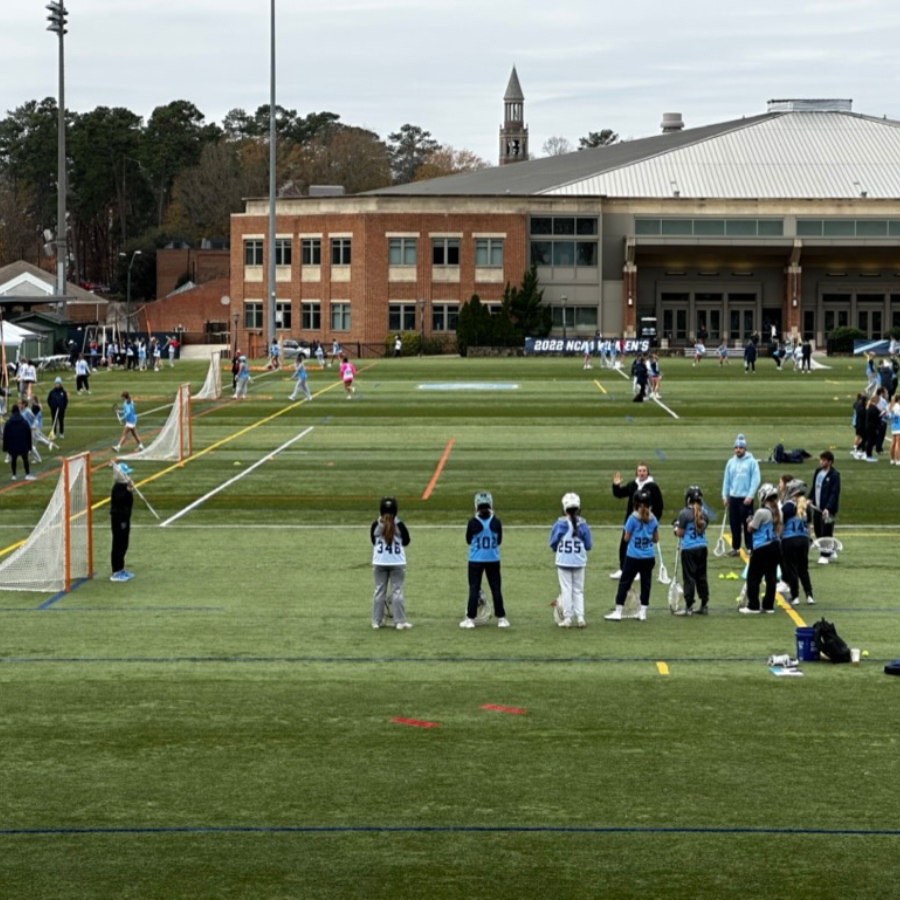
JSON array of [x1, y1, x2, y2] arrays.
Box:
[[266, 0, 277, 348], [419, 298, 426, 356], [561, 295, 568, 351], [120, 250, 142, 335], [46, 1, 68, 300]]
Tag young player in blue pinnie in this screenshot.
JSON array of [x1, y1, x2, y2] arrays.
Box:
[[741, 484, 782, 614], [288, 358, 313, 402], [460, 491, 509, 629], [780, 479, 815, 606], [674, 485, 710, 615], [605, 488, 658, 621], [549, 492, 593, 628]]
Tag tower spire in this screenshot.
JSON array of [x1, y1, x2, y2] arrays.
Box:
[[499, 66, 528, 165]]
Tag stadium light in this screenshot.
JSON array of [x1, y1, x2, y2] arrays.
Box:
[[47, 1, 68, 300]]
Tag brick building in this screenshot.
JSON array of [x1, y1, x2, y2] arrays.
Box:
[[230, 91, 900, 353]]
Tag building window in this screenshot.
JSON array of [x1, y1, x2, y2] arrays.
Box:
[[243, 301, 263, 329], [275, 238, 292, 266], [432, 238, 460, 266], [301, 239, 321, 265], [388, 238, 417, 266], [432, 303, 459, 332], [275, 301, 292, 330], [388, 302, 417, 331], [551, 306, 598, 328], [331, 238, 352, 266], [244, 239, 263, 266], [475, 238, 503, 267], [302, 301, 321, 330], [636, 218, 784, 237], [529, 217, 598, 268], [331, 301, 351, 331]]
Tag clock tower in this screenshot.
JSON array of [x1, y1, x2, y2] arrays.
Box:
[[499, 67, 528, 166]]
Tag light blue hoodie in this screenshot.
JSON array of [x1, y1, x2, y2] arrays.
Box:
[[722, 451, 761, 501]]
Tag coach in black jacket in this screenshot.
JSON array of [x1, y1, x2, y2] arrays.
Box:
[[610, 463, 665, 576], [812, 451, 841, 563], [2, 405, 34, 480]]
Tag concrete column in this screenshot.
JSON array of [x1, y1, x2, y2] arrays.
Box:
[[785, 264, 802, 336], [623, 263, 637, 337]]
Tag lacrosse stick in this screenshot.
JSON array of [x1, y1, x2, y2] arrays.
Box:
[[550, 595, 567, 625], [667, 542, 685, 612], [622, 586, 641, 619], [473, 588, 493, 625], [48, 408, 59, 441], [812, 536, 843, 559], [111, 461, 160, 520], [657, 542, 671, 584], [380, 596, 394, 627], [112, 401, 125, 424], [713, 513, 728, 557]]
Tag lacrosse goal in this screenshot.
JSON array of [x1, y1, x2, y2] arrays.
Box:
[[0, 452, 93, 593], [194, 352, 222, 400], [118, 383, 192, 463]]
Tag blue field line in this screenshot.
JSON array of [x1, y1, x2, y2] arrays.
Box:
[[654, 449, 666, 460], [625, 415, 634, 424], [3, 653, 881, 666], [2, 823, 899, 837], [36, 576, 92, 610], [0, 607, 223, 614]]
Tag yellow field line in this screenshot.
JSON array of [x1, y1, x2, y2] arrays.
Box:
[[593, 379, 607, 395]]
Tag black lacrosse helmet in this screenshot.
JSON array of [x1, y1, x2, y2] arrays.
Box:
[[685, 485, 703, 505], [633, 488, 652, 507], [380, 496, 398, 516]]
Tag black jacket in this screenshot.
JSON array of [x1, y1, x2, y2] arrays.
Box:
[[613, 478, 664, 522], [2, 410, 33, 456], [47, 385, 68, 413], [110, 482, 134, 519]]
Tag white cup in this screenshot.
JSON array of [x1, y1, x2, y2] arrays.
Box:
[[851, 648, 861, 666]]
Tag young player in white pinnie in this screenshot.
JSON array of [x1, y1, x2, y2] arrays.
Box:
[[371, 497, 412, 630], [549, 493, 593, 628]]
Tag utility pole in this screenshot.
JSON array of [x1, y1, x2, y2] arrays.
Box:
[[46, 1, 68, 301]]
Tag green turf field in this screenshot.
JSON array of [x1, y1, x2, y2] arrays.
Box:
[[1, 354, 898, 899]]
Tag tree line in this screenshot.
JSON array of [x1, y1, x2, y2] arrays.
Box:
[[0, 99, 487, 299]]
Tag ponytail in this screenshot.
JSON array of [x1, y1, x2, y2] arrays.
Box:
[[381, 513, 396, 545], [692, 500, 705, 534]]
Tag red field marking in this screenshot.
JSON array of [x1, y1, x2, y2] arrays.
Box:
[[481, 704, 526, 715], [392, 717, 440, 728], [422, 438, 455, 500]]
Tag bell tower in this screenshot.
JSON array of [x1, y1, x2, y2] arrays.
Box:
[[499, 66, 528, 166]]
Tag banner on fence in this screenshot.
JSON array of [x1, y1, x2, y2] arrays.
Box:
[[525, 337, 651, 355]]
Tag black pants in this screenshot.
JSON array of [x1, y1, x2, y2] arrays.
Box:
[[781, 537, 813, 601], [111, 515, 131, 573], [727, 496, 753, 552], [50, 408, 65, 435], [746, 542, 779, 611], [681, 546, 709, 607], [76, 374, 90, 392], [467, 561, 505, 618], [9, 453, 30, 477], [614, 555, 655, 607]]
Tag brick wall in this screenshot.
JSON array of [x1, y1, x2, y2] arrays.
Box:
[[157, 248, 230, 299], [143, 277, 232, 345]]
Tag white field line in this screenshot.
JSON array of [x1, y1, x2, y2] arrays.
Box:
[[610, 364, 678, 418], [160, 426, 315, 527]]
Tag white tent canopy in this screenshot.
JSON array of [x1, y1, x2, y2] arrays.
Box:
[[0, 321, 40, 349]]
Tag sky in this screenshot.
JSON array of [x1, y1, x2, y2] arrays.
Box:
[[3, 0, 900, 165]]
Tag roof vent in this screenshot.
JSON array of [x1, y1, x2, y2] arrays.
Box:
[[661, 112, 684, 133], [767, 99, 852, 113], [308, 185, 346, 197]]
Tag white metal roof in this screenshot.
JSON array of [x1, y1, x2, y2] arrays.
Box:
[[543, 113, 900, 199]]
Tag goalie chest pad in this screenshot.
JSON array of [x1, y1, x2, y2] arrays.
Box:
[[813, 618, 852, 664]]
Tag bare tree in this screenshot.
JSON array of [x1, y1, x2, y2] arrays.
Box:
[[542, 136, 573, 157], [413, 145, 489, 182]]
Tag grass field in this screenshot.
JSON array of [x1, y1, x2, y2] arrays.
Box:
[[1, 353, 899, 900]]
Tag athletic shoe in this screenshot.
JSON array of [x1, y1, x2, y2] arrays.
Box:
[[459, 618, 475, 629], [110, 572, 129, 582], [558, 617, 572, 628], [674, 607, 693, 617], [122, 571, 135, 580], [577, 617, 587, 628], [24, 474, 36, 481], [807, 596, 816, 605], [138, 444, 145, 451], [817, 556, 830, 565], [776, 581, 790, 595], [764, 609, 775, 614], [637, 606, 648, 621], [604, 607, 623, 621], [9, 475, 17, 481], [371, 623, 381, 630], [395, 622, 413, 630], [113, 445, 121, 452], [738, 607, 761, 615], [58, 434, 64, 439], [609, 570, 622, 579], [791, 597, 800, 606], [497, 617, 510, 628], [865, 456, 878, 463], [727, 548, 741, 557], [696, 604, 709, 615]]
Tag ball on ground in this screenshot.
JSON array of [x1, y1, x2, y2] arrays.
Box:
[[234, 461, 242, 467]]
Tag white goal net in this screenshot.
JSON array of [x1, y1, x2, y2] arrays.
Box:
[[118, 383, 192, 463], [194, 352, 222, 400], [0, 452, 93, 593]]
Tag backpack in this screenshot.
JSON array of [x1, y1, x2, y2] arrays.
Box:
[[813, 618, 852, 664]]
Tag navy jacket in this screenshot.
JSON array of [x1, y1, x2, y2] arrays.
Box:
[[812, 465, 841, 516]]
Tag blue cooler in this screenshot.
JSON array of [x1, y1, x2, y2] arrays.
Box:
[[796, 626, 818, 662]]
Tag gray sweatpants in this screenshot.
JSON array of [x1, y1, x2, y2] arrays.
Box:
[[373, 565, 406, 626]]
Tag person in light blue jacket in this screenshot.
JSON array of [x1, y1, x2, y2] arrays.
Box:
[[721, 433, 761, 557], [550, 492, 593, 629]]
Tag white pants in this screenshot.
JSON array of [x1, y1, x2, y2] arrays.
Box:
[[557, 566, 586, 620]]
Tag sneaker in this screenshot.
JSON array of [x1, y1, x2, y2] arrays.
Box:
[[395, 622, 413, 630], [110, 572, 129, 582], [113, 445, 121, 452], [10, 475, 17, 481], [738, 607, 761, 615], [497, 617, 510, 628], [558, 617, 572, 628], [696, 604, 709, 615], [637, 606, 648, 621], [138, 444, 145, 451], [24, 474, 36, 481], [865, 456, 878, 463], [122, 571, 135, 580], [459, 618, 475, 629], [807, 596, 816, 605], [609, 570, 622, 579], [764, 609, 775, 615], [791, 597, 800, 606], [604, 607, 623, 621], [372, 623, 381, 630], [727, 548, 741, 557], [776, 581, 790, 595], [817, 556, 830, 565], [576, 617, 587, 628], [674, 607, 693, 617]]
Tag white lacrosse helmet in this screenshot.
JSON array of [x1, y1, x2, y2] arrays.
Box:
[[474, 491, 493, 510], [562, 492, 581, 512], [786, 479, 807, 498], [758, 482, 778, 505]]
